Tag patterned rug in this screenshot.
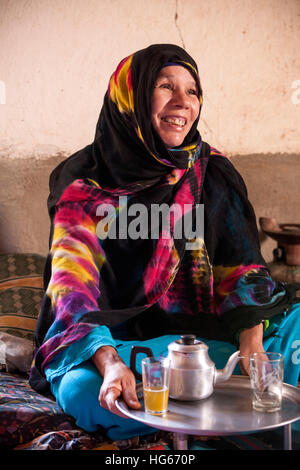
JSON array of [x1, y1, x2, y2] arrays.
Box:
[[0, 371, 299, 451]]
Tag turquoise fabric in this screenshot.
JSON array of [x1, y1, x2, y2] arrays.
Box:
[[49, 335, 180, 440], [49, 303, 300, 441], [45, 325, 116, 383]]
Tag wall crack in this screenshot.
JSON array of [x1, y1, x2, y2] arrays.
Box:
[[174, 0, 186, 49]]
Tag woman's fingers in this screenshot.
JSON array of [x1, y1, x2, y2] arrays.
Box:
[[239, 355, 250, 375], [122, 383, 141, 410], [99, 362, 141, 417], [100, 383, 128, 418], [119, 371, 141, 414], [102, 385, 129, 418]]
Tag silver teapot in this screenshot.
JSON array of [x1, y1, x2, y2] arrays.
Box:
[[130, 334, 240, 401]]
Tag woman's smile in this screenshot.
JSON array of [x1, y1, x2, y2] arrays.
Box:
[[161, 115, 187, 127], [151, 65, 200, 148]]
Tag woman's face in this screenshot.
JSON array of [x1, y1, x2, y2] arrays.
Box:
[[151, 65, 200, 148]]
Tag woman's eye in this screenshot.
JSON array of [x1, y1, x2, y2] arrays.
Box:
[[155, 83, 198, 96], [158, 83, 172, 90]]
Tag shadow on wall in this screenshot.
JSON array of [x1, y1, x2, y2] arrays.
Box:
[[230, 153, 300, 263], [0, 153, 67, 255], [0, 152, 299, 262]]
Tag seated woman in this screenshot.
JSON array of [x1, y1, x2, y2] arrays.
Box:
[[29, 44, 300, 441]]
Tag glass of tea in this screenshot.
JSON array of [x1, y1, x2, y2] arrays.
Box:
[[141, 356, 170, 416]]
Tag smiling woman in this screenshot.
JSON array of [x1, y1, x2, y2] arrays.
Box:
[[29, 44, 300, 443]]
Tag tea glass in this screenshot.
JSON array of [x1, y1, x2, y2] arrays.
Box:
[[250, 352, 284, 412], [141, 356, 170, 416]]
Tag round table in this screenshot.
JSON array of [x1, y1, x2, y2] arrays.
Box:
[[116, 376, 300, 450]]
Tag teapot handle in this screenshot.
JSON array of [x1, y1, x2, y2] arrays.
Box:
[[130, 346, 154, 381]]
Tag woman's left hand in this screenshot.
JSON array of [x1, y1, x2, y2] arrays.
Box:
[[238, 323, 264, 376]]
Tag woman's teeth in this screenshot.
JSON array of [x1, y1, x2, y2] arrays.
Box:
[[162, 117, 186, 127]]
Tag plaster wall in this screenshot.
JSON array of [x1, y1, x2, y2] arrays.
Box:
[[0, 0, 299, 156], [0, 0, 299, 260]]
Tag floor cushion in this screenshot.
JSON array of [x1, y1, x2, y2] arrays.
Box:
[[0, 371, 171, 450], [0, 253, 45, 374]]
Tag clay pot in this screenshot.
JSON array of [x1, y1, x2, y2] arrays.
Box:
[[259, 217, 300, 266], [267, 261, 300, 284]]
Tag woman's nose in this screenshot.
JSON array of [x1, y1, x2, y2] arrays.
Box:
[[171, 88, 190, 107]]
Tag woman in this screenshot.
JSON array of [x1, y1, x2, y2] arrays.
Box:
[[29, 44, 300, 440]]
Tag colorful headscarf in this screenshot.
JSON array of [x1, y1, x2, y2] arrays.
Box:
[[47, 44, 203, 212]]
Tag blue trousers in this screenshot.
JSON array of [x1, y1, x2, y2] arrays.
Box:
[[50, 303, 300, 441]]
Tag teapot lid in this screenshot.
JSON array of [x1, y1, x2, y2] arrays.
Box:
[[168, 334, 208, 353]]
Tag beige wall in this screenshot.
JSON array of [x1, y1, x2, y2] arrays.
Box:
[[0, 0, 299, 260], [0, 0, 300, 156]]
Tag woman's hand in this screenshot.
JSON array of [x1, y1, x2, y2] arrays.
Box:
[[92, 346, 141, 418], [238, 323, 264, 376]]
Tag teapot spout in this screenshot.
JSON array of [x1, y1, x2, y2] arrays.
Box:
[[214, 350, 240, 385]]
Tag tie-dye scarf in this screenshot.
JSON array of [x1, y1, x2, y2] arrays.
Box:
[[29, 44, 297, 394]]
